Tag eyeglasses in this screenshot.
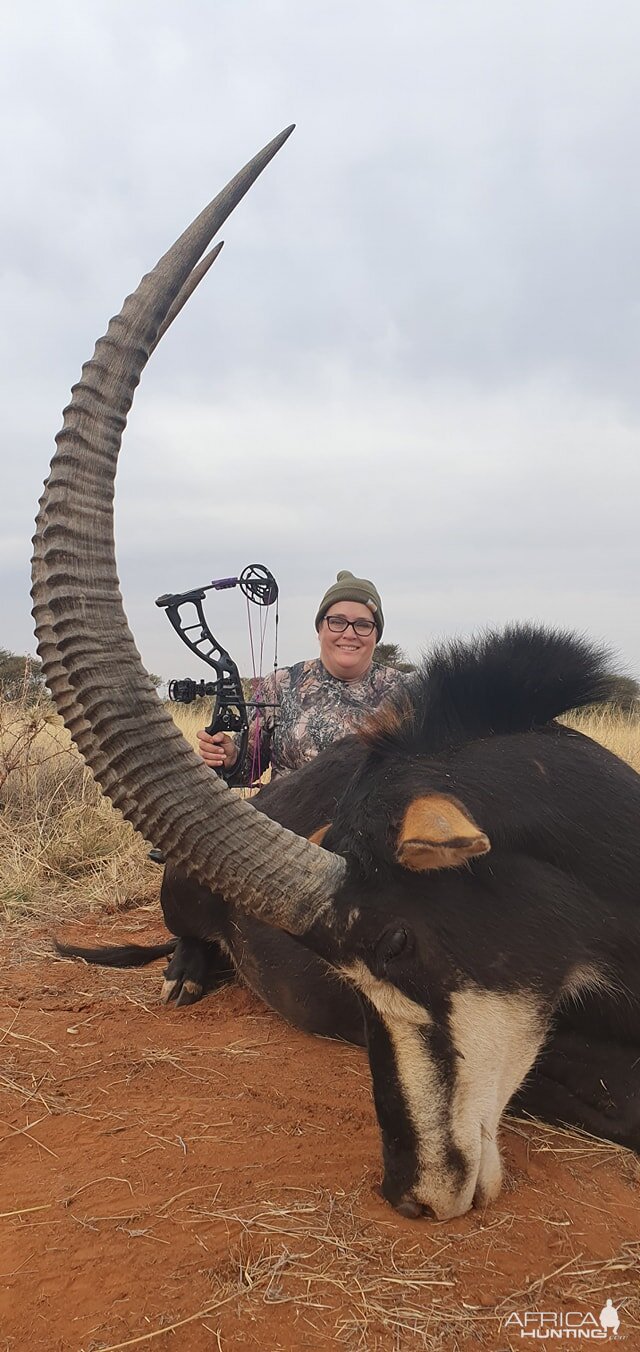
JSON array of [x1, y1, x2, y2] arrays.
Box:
[[324, 614, 377, 637]]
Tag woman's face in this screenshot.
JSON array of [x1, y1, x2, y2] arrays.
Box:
[[318, 600, 378, 680]]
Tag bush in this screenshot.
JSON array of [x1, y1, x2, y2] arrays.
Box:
[[0, 648, 46, 704]]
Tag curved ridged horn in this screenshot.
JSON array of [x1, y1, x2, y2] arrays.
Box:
[[30, 245, 228, 824], [31, 235, 228, 807], [32, 127, 346, 931]]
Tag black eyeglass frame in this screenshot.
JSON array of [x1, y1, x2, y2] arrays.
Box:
[[324, 614, 377, 637]]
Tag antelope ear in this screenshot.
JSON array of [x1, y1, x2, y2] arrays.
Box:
[[396, 794, 491, 871], [308, 823, 332, 846]]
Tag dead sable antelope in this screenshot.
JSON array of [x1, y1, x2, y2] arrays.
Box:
[[34, 128, 640, 1221], [57, 629, 640, 1218]]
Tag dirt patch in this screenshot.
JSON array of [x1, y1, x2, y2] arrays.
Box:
[[1, 910, 638, 1350]]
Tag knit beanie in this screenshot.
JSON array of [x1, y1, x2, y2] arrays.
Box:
[[314, 570, 384, 639]]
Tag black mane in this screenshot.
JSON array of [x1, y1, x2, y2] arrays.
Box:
[[362, 624, 616, 758]]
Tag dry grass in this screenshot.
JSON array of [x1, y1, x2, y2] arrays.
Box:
[[564, 704, 640, 772], [504, 1113, 640, 1181], [0, 696, 158, 923], [0, 695, 257, 925]]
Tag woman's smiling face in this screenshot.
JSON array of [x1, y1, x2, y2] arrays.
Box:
[[318, 601, 378, 680]]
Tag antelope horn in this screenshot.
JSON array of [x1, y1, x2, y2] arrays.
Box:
[[30, 246, 228, 822], [152, 240, 224, 352], [32, 127, 346, 932]]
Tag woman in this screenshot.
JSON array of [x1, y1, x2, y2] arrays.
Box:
[[197, 570, 405, 783]]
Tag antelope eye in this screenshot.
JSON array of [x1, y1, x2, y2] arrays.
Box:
[[377, 925, 410, 964]]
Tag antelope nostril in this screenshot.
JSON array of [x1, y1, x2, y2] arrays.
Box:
[[396, 1198, 422, 1219], [375, 1182, 437, 1220], [395, 1197, 437, 1220]]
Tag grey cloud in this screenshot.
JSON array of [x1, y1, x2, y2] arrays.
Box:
[[3, 0, 640, 688]]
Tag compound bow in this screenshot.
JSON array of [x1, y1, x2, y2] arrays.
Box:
[[156, 563, 279, 785]]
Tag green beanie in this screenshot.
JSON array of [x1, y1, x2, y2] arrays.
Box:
[[315, 570, 384, 639]]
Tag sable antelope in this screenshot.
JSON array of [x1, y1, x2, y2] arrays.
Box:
[[36, 129, 640, 1220]]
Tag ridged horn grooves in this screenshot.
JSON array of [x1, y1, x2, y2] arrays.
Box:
[[31, 127, 346, 931], [30, 244, 229, 811]]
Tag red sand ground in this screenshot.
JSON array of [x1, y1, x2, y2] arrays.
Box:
[[1, 907, 638, 1351]]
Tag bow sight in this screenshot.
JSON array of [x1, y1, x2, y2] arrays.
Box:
[[156, 563, 279, 784]]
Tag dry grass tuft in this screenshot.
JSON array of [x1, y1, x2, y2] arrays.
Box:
[[563, 704, 640, 772], [504, 1114, 640, 1221], [0, 695, 158, 923], [505, 1113, 640, 1175]]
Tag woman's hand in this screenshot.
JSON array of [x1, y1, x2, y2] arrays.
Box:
[[196, 730, 239, 772]]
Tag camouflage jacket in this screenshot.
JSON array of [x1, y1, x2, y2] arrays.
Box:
[[236, 658, 406, 784]]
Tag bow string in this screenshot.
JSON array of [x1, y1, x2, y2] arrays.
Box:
[[156, 563, 279, 785]]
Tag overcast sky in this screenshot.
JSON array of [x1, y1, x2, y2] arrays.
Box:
[[3, 0, 640, 690]]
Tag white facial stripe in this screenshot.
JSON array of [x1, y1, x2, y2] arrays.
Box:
[[342, 959, 455, 1212], [341, 958, 433, 1025], [384, 1018, 454, 1202], [448, 989, 546, 1203], [341, 959, 547, 1218]]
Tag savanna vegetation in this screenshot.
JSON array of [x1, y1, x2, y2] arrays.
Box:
[[0, 683, 201, 923]]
